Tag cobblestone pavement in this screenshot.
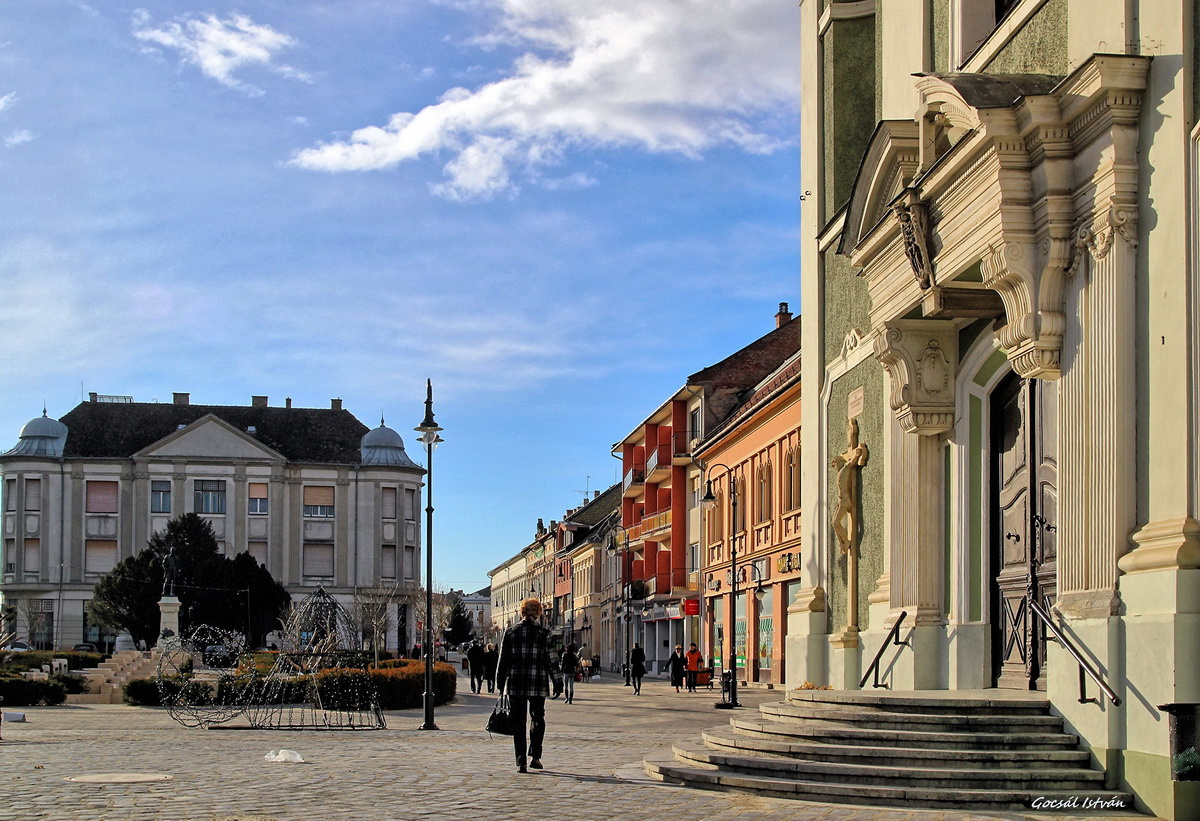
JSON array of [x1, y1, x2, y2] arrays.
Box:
[[1, 672, 1151, 820]]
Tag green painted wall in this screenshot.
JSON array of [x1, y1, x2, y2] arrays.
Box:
[[826, 361, 886, 635], [930, 0, 950, 73], [1121, 748, 1200, 820], [822, 15, 877, 222], [958, 318, 990, 365], [983, 0, 1068, 75], [822, 252, 874, 369]]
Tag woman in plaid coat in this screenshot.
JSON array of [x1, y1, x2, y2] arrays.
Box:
[[496, 597, 553, 773]]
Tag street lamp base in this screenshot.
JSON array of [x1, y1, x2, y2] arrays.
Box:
[[418, 722, 441, 730], [714, 701, 741, 710]]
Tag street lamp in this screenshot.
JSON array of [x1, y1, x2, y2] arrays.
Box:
[[606, 524, 632, 684], [415, 379, 444, 731], [701, 464, 741, 709]]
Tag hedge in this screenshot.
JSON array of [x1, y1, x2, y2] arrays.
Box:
[[0, 675, 67, 706], [0, 651, 105, 675]]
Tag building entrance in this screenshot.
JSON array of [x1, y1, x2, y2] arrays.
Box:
[[990, 373, 1058, 690]]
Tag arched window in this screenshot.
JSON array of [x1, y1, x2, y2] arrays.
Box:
[[785, 447, 802, 511], [757, 463, 772, 522], [732, 475, 746, 534], [707, 490, 724, 544]]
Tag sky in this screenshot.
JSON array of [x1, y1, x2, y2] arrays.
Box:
[[0, 0, 800, 593]]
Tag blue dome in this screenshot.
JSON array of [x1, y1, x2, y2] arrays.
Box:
[[5, 411, 68, 458], [360, 422, 419, 468]]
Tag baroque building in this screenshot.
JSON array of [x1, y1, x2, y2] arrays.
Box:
[[795, 0, 1198, 816], [1, 392, 424, 652]]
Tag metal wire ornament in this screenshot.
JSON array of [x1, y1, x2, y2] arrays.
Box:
[[157, 625, 254, 729], [244, 587, 385, 731]]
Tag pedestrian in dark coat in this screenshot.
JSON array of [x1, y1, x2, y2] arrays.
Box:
[[560, 643, 579, 704], [665, 645, 686, 692], [467, 641, 486, 693], [483, 642, 499, 693], [496, 598, 553, 773], [629, 643, 646, 695]]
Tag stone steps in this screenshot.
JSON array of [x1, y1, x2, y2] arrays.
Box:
[[642, 690, 1136, 812], [67, 650, 160, 705]]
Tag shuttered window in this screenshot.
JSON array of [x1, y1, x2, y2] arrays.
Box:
[[248, 541, 267, 566], [4, 479, 13, 511], [381, 546, 397, 579], [303, 544, 334, 577], [382, 487, 397, 520], [87, 481, 119, 513], [405, 488, 417, 521], [24, 539, 40, 572], [85, 540, 118, 574], [25, 479, 41, 512], [303, 485, 334, 518], [249, 482, 269, 514]]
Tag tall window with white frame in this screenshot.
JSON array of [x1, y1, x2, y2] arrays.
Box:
[[302, 486, 334, 518], [194, 480, 225, 515], [151, 480, 171, 514]]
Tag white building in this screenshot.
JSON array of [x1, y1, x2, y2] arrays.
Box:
[[1, 392, 425, 652]]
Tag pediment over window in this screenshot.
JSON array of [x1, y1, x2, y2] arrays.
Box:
[[837, 120, 920, 257], [135, 414, 286, 461]]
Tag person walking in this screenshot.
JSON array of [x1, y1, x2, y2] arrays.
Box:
[[685, 642, 704, 692], [629, 643, 646, 695], [467, 640, 486, 694], [483, 642, 499, 693], [560, 643, 579, 704], [496, 598, 553, 773], [665, 645, 686, 692]]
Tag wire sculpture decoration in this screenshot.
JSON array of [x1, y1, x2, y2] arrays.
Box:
[[156, 588, 385, 731]]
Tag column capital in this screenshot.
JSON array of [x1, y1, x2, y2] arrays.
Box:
[[873, 319, 959, 435]]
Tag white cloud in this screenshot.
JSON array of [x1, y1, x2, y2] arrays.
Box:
[[291, 0, 798, 200], [132, 10, 310, 96], [4, 130, 33, 148], [0, 92, 16, 114]]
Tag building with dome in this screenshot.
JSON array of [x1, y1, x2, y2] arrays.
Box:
[[1, 392, 425, 652]]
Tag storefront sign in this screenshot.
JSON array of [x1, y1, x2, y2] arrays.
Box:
[[666, 604, 682, 619], [776, 552, 802, 574], [683, 599, 700, 616]]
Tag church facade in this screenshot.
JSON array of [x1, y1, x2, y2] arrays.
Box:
[[791, 1, 1199, 817]]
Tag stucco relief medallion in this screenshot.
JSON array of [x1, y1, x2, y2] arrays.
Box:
[[916, 340, 950, 396]]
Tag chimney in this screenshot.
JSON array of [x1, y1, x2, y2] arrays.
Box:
[[536, 518, 545, 536], [252, 395, 268, 408], [331, 398, 343, 411], [594, 490, 600, 500], [285, 397, 292, 409], [775, 302, 793, 328], [89, 392, 98, 403], [173, 392, 190, 406]]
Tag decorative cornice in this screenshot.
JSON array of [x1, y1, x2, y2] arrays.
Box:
[[818, 0, 875, 35], [1120, 517, 1200, 574]]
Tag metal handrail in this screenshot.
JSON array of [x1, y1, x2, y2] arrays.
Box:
[[1029, 598, 1121, 707], [859, 610, 909, 689]]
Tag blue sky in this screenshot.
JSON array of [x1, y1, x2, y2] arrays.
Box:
[[0, 0, 800, 592]]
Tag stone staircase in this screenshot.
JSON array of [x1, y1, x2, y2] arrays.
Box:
[[644, 689, 1137, 813], [67, 650, 161, 705]]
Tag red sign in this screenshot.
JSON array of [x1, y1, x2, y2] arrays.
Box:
[[683, 599, 700, 616]]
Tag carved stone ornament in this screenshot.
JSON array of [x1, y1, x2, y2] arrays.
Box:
[[981, 238, 1071, 380], [1066, 200, 1139, 278], [891, 197, 934, 289], [873, 320, 959, 436]]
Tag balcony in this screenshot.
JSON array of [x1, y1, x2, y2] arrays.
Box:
[[622, 466, 646, 497], [645, 441, 672, 482], [640, 509, 671, 538], [672, 430, 695, 464]]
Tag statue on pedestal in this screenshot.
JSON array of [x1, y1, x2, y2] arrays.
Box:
[[831, 418, 870, 634], [162, 546, 179, 598]]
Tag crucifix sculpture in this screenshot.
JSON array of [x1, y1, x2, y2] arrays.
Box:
[[831, 418, 869, 633]]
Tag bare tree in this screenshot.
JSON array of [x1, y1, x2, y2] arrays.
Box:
[[352, 581, 401, 668], [20, 600, 52, 649], [407, 586, 455, 657]]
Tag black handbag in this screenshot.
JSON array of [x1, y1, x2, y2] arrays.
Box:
[[486, 693, 514, 736]]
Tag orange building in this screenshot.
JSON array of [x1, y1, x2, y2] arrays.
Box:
[[695, 349, 801, 686]]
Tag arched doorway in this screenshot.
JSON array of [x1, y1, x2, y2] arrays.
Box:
[[989, 372, 1058, 690]]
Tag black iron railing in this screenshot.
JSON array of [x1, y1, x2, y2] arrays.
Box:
[[1029, 598, 1121, 707], [859, 610, 909, 689]]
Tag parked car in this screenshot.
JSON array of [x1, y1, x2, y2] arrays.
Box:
[[203, 644, 237, 667], [72, 643, 97, 653], [2, 640, 33, 652]]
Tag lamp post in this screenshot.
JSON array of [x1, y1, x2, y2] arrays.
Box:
[[415, 379, 443, 731], [607, 524, 631, 684], [701, 464, 741, 709]]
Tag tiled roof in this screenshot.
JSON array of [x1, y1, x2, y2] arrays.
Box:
[[59, 401, 369, 464]]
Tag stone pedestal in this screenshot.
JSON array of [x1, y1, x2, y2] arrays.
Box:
[[157, 597, 181, 650]]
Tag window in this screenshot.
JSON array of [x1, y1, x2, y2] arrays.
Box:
[[25, 479, 41, 512], [3, 479, 13, 511], [732, 477, 745, 534], [248, 482, 268, 514], [785, 448, 801, 511], [85, 540, 118, 574], [302, 485, 334, 518], [381, 546, 397, 579], [24, 539, 39, 573], [707, 491, 724, 543], [382, 487, 397, 520], [86, 481, 119, 514], [303, 544, 334, 577], [194, 480, 226, 514], [151, 481, 171, 514], [689, 408, 701, 441], [248, 541, 267, 566], [405, 488, 417, 521], [756, 463, 772, 523]]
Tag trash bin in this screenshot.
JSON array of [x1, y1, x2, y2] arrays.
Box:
[[1158, 703, 1200, 781]]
